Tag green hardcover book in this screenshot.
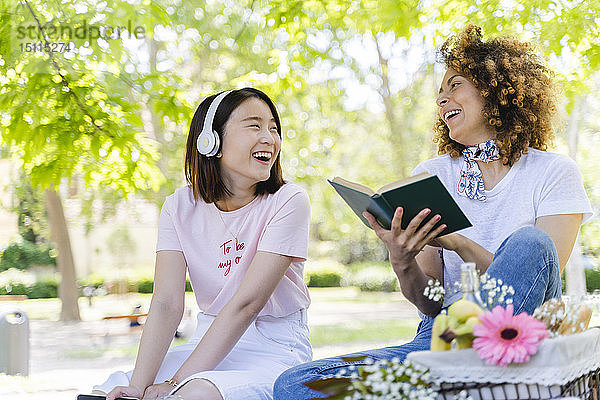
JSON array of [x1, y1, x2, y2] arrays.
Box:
[[328, 172, 472, 234]]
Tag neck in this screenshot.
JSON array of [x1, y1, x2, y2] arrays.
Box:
[[477, 159, 510, 190], [215, 191, 256, 211], [477, 157, 506, 171], [216, 174, 258, 211]]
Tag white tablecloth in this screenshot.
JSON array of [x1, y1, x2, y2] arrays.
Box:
[[407, 327, 600, 386]]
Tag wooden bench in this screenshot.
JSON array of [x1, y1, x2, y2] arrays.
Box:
[[102, 313, 148, 337], [103, 313, 148, 325], [0, 295, 28, 301]]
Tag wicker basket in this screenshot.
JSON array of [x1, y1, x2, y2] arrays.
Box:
[[435, 367, 599, 399], [407, 328, 600, 400]]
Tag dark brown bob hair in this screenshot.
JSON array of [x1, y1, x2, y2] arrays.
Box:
[[434, 25, 558, 166], [184, 88, 285, 203]]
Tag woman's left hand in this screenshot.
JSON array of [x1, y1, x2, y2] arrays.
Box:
[[142, 382, 175, 399]]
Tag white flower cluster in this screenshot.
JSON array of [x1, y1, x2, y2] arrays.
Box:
[[332, 358, 474, 400], [479, 273, 515, 309], [423, 279, 445, 303], [333, 358, 437, 400]]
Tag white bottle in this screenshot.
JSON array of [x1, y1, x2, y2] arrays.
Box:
[[460, 262, 486, 309]]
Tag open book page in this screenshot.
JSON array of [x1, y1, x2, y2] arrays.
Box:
[[376, 172, 432, 194], [329, 177, 375, 196], [329, 173, 471, 234]]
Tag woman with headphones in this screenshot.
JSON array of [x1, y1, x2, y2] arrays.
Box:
[[95, 88, 312, 400]]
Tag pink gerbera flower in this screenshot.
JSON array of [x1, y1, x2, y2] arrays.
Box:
[[473, 304, 548, 367]]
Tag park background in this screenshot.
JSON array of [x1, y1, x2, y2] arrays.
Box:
[[1, 0, 599, 398]]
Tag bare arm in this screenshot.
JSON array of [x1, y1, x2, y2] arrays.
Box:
[[170, 251, 293, 382], [107, 250, 187, 400], [408, 245, 444, 315], [535, 213, 583, 273], [431, 233, 493, 273]]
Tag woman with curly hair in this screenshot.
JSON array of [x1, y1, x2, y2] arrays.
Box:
[[273, 25, 592, 400]]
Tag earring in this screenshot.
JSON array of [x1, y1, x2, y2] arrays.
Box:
[[216, 151, 222, 158]]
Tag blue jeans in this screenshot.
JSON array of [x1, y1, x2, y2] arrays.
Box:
[[273, 226, 560, 400]]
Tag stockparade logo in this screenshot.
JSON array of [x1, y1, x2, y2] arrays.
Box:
[[3, 1, 146, 70]]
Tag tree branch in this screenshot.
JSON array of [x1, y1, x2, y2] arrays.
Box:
[[22, 0, 116, 137]]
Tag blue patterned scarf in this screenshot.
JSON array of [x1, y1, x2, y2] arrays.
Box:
[[457, 140, 501, 202]]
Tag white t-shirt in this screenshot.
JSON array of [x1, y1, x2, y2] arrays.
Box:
[[413, 148, 593, 307], [156, 182, 311, 317]]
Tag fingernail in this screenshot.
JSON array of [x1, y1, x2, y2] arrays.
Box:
[[441, 224, 447, 230], [434, 215, 441, 221], [423, 209, 431, 215]]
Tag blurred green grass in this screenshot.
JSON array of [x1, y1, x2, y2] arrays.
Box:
[[310, 319, 418, 346], [309, 286, 406, 303]]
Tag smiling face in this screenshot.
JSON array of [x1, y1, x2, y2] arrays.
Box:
[[218, 97, 281, 193], [436, 68, 496, 146]]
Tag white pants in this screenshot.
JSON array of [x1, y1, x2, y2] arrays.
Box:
[[93, 310, 312, 400]]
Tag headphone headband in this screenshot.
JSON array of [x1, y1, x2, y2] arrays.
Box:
[[197, 90, 233, 157]]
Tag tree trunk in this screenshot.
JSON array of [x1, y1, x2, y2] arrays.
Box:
[[45, 188, 81, 321], [375, 36, 409, 178]]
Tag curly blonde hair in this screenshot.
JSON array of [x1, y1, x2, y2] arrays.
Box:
[[433, 25, 558, 166]]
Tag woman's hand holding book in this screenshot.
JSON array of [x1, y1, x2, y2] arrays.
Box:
[[362, 207, 446, 267]]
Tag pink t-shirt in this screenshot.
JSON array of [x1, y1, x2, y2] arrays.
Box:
[[156, 182, 311, 317]]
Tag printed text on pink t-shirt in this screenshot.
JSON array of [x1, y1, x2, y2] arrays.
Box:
[[218, 238, 245, 276]]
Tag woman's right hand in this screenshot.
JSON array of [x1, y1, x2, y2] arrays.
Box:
[[106, 385, 143, 400], [363, 207, 446, 268]]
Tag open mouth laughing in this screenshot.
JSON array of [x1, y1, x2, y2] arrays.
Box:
[[444, 109, 462, 121], [252, 151, 273, 163]]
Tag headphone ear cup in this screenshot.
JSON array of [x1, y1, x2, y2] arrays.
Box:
[[210, 130, 221, 157], [196, 90, 231, 157], [196, 129, 220, 157]]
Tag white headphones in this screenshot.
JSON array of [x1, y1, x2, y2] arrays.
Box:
[[196, 90, 233, 157]]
